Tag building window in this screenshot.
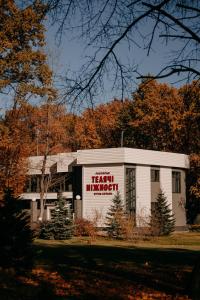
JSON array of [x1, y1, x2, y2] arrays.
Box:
[[25, 175, 40, 193], [151, 169, 160, 182], [172, 171, 181, 193], [126, 168, 136, 215], [49, 172, 72, 192], [25, 172, 72, 193]]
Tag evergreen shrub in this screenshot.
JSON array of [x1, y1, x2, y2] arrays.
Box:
[[0, 189, 34, 271], [150, 191, 175, 236], [105, 191, 127, 239], [39, 194, 73, 240]]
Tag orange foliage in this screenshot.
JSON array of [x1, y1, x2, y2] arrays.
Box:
[[130, 79, 184, 152], [14, 266, 190, 300], [66, 99, 127, 150], [189, 154, 200, 199], [0, 0, 56, 198], [0, 118, 29, 198], [16, 103, 69, 156], [0, 0, 54, 100], [127, 79, 200, 156]]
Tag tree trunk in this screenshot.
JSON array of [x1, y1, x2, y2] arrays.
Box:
[[38, 153, 47, 221]]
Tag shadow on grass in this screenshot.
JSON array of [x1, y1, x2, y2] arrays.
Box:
[[32, 241, 199, 299], [0, 270, 58, 300]]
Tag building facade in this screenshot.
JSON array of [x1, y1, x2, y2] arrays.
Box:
[[22, 147, 189, 230]]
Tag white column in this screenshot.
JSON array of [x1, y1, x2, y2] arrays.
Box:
[[136, 165, 151, 226], [31, 198, 37, 222], [160, 168, 172, 210]]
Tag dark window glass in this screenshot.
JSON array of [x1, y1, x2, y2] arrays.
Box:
[[172, 171, 181, 193], [126, 168, 136, 215], [25, 177, 31, 192], [25, 172, 73, 193], [151, 169, 160, 182], [25, 175, 40, 193], [48, 172, 72, 192]]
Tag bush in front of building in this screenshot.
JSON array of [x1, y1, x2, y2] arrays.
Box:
[[149, 191, 175, 236], [39, 194, 73, 240], [0, 189, 35, 272], [105, 191, 127, 239], [74, 218, 97, 238], [119, 214, 137, 240]]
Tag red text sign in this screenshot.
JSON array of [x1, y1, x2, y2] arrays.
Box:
[[86, 172, 118, 195]]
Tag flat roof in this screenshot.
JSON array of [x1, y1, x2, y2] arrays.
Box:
[[27, 148, 189, 174], [77, 147, 189, 169]]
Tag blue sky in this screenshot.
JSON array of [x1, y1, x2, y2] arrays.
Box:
[[45, 22, 187, 108], [0, 18, 188, 115]]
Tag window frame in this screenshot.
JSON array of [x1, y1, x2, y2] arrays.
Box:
[[151, 169, 160, 182], [172, 171, 181, 193], [125, 167, 136, 215]]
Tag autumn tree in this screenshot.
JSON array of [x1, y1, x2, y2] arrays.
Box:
[[0, 121, 29, 198], [4, 102, 70, 220], [0, 1, 55, 198], [61, 113, 81, 151], [65, 100, 128, 150], [90, 100, 128, 148], [27, 102, 67, 221], [117, 79, 199, 155], [12, 103, 68, 156], [127, 79, 184, 152], [70, 109, 102, 150], [178, 82, 200, 155], [0, 0, 54, 105]]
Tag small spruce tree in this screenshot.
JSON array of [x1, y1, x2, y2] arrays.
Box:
[[40, 193, 73, 240], [0, 189, 34, 271], [150, 191, 175, 236], [105, 191, 126, 239]]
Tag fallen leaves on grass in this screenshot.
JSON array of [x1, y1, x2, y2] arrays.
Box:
[[8, 267, 191, 300]]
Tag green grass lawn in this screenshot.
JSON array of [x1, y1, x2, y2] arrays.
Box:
[[0, 232, 200, 299]]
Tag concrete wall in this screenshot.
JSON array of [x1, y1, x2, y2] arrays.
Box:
[[77, 147, 189, 169], [160, 168, 173, 210], [136, 165, 151, 226]]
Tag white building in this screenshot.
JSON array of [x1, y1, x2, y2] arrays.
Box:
[[22, 147, 189, 230]]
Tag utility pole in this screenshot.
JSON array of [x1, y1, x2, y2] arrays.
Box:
[[121, 130, 124, 147], [36, 128, 39, 156]]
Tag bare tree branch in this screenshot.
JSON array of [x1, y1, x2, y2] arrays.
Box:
[[176, 4, 200, 14], [137, 64, 200, 80], [160, 34, 195, 39], [143, 2, 200, 44], [44, 0, 200, 107]]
